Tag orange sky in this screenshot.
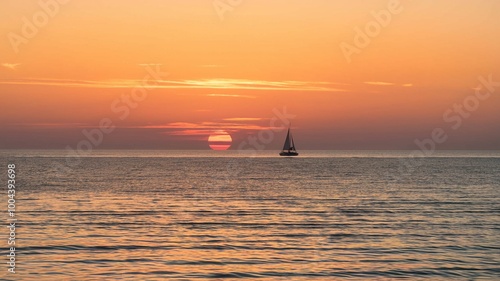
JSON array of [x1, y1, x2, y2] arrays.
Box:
[[0, 0, 499, 150]]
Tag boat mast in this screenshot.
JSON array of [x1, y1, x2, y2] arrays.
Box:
[[288, 122, 295, 151]]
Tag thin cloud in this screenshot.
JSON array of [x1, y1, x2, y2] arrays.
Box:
[[133, 121, 284, 138], [1, 76, 419, 92], [1, 63, 21, 70], [222, 117, 266, 121], [0, 78, 121, 88], [138, 121, 275, 131], [9, 120, 275, 132], [9, 122, 90, 128], [0, 77, 347, 92], [364, 81, 395, 86], [163, 79, 347, 92], [207, 94, 256, 99], [199, 65, 224, 68], [364, 81, 414, 87], [138, 63, 162, 66], [166, 129, 212, 136]]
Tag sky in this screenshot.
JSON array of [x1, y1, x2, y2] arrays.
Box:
[[0, 0, 499, 150]]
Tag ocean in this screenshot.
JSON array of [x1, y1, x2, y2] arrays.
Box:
[[1, 150, 499, 280]]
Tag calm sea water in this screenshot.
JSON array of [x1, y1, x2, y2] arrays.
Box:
[[1, 150, 499, 280]]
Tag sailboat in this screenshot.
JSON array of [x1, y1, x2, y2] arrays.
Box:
[[279, 126, 299, 156]]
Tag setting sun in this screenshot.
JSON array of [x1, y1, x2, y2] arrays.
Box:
[[208, 130, 232, 150]]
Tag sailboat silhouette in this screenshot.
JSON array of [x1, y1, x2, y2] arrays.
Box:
[[279, 126, 299, 156]]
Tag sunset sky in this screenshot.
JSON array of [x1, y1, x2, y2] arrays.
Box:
[[1, 0, 499, 150]]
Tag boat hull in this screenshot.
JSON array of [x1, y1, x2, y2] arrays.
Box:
[[279, 151, 299, 156]]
